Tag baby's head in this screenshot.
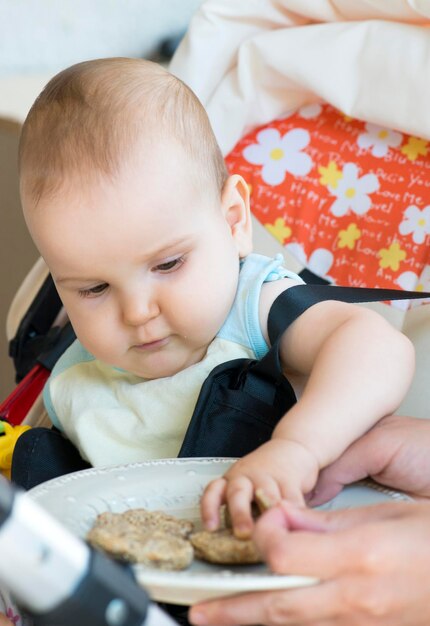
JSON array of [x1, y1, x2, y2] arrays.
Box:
[[19, 58, 252, 379], [19, 57, 230, 209]]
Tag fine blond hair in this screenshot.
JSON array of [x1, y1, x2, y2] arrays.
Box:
[[19, 57, 228, 205]]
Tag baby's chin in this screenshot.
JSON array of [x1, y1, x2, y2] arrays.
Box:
[[127, 348, 209, 380], [96, 340, 211, 379]]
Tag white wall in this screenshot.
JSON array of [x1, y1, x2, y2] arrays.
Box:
[[0, 0, 203, 75]]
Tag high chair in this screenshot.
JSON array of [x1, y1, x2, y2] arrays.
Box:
[[0, 257, 81, 485]]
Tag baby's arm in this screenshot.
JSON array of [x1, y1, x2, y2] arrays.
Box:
[[271, 288, 414, 472], [201, 280, 415, 536]]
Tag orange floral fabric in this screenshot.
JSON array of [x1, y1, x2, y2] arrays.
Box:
[[225, 104, 430, 309]]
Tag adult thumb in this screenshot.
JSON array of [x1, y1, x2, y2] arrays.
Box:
[[307, 432, 388, 506]]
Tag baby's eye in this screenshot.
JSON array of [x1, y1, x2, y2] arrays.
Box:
[[154, 256, 185, 273], [78, 283, 109, 298]]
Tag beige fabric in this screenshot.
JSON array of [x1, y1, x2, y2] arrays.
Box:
[[171, 0, 430, 419], [170, 0, 430, 155]]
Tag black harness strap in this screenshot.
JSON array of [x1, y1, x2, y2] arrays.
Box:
[[249, 284, 430, 395]]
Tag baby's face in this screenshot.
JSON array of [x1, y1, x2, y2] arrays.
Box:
[[23, 142, 250, 379]]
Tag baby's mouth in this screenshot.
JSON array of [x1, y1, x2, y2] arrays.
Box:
[[133, 337, 170, 351]]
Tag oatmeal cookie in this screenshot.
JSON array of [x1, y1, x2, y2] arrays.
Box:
[[190, 528, 262, 565], [87, 509, 194, 570]]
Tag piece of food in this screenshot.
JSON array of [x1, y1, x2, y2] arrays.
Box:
[[121, 508, 194, 538], [87, 503, 266, 570], [190, 528, 262, 565], [254, 488, 276, 512], [87, 509, 194, 570]]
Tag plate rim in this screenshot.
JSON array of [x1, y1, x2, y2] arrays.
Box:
[[27, 456, 412, 503], [28, 457, 236, 500]]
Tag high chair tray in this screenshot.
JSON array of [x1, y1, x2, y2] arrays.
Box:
[[28, 457, 411, 605]]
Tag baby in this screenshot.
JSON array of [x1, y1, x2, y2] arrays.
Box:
[[18, 58, 414, 542]]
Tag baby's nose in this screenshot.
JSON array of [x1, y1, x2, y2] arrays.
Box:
[[122, 293, 158, 326]]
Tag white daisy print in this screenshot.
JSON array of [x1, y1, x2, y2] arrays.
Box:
[[396, 266, 430, 309], [399, 205, 430, 244], [329, 163, 379, 217], [243, 128, 313, 186], [285, 242, 335, 283], [357, 123, 403, 158]]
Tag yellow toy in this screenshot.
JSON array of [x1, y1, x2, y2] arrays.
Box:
[[0, 421, 31, 479]]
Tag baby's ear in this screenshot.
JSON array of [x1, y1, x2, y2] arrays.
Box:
[[221, 175, 253, 258]]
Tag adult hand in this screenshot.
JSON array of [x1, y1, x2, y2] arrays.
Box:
[[308, 415, 430, 506], [189, 499, 430, 626]]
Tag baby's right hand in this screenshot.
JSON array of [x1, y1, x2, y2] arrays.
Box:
[[200, 438, 319, 538]]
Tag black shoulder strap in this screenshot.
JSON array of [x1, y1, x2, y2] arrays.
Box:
[[9, 273, 63, 382], [251, 284, 430, 384]]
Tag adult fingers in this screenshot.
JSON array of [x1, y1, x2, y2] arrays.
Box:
[[189, 590, 264, 626], [189, 580, 352, 626], [307, 468, 365, 507], [253, 502, 415, 578], [277, 500, 414, 533], [307, 434, 388, 507]]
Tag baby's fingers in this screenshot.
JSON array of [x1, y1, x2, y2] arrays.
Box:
[[201, 478, 227, 531], [224, 476, 255, 539]]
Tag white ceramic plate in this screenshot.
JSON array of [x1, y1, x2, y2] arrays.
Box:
[[28, 458, 411, 605]]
